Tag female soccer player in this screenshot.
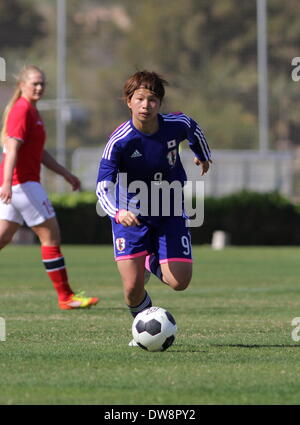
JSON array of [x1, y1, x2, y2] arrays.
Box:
[[0, 65, 99, 310], [96, 70, 211, 344]]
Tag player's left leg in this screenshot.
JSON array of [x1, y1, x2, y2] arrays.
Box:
[[32, 216, 99, 309], [146, 216, 193, 290], [160, 260, 192, 291], [32, 216, 72, 300], [17, 181, 98, 309], [147, 254, 192, 290]]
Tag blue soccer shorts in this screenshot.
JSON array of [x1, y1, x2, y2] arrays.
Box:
[[111, 215, 192, 264]]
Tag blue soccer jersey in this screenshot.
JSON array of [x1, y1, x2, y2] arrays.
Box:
[[96, 112, 211, 223]]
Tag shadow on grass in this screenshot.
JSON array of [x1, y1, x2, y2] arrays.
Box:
[[171, 350, 209, 353], [212, 344, 300, 348], [171, 344, 208, 353]]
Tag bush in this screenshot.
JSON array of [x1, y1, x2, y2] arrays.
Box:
[[49, 190, 300, 245], [191, 191, 300, 245], [49, 192, 112, 244]]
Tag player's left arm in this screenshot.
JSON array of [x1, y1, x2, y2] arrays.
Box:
[[42, 149, 81, 190], [193, 157, 212, 176], [185, 117, 212, 176]]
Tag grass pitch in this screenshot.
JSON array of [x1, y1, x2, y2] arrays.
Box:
[[0, 245, 300, 405]]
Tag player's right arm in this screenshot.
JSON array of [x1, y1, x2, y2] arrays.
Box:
[[115, 209, 141, 227], [96, 131, 140, 226], [96, 155, 119, 219], [0, 102, 29, 203], [0, 138, 21, 204]]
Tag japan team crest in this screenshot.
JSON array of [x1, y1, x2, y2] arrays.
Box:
[[166, 140, 177, 167], [116, 237, 126, 252], [167, 149, 177, 167]]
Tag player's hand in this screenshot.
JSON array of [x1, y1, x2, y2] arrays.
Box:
[[0, 184, 12, 204], [194, 158, 212, 176], [63, 172, 81, 191], [116, 209, 141, 227]]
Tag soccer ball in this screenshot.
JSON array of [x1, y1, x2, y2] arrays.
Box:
[[132, 306, 177, 352]]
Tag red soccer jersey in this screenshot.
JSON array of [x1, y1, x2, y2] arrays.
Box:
[[0, 96, 46, 185]]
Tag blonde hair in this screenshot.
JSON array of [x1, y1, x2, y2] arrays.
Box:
[[1, 65, 44, 145]]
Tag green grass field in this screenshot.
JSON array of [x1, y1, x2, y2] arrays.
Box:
[[1, 244, 300, 405]]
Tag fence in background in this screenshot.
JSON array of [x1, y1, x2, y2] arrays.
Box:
[[0, 147, 295, 198], [71, 147, 295, 199]]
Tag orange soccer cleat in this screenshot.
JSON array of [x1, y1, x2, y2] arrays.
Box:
[[59, 291, 99, 310]]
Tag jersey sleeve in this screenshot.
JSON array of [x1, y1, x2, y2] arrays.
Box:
[[185, 116, 211, 162], [96, 142, 121, 218], [6, 104, 30, 142]]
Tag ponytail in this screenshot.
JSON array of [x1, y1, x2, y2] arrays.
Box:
[[0, 65, 44, 146], [1, 87, 22, 145]]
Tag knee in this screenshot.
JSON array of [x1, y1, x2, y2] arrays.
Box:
[[32, 218, 61, 246], [40, 239, 61, 247], [162, 262, 192, 292], [173, 280, 190, 291], [167, 277, 191, 291]]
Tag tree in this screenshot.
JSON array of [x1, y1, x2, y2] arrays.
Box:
[[0, 0, 45, 50], [5, 0, 299, 152]]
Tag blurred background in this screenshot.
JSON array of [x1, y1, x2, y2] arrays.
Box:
[[0, 0, 300, 244]]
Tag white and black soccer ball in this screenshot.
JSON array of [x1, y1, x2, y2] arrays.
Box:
[[132, 306, 177, 352]]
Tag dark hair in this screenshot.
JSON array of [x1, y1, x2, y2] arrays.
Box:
[[123, 70, 168, 103]]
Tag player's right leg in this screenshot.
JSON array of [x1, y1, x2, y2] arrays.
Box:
[[112, 219, 153, 345], [0, 192, 23, 249], [112, 218, 152, 302], [0, 219, 20, 249], [117, 255, 150, 311], [117, 255, 152, 347]]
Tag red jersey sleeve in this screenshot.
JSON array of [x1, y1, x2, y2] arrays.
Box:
[[6, 103, 31, 142]]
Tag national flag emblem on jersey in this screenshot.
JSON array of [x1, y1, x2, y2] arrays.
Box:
[[167, 139, 176, 149], [116, 237, 126, 252]]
